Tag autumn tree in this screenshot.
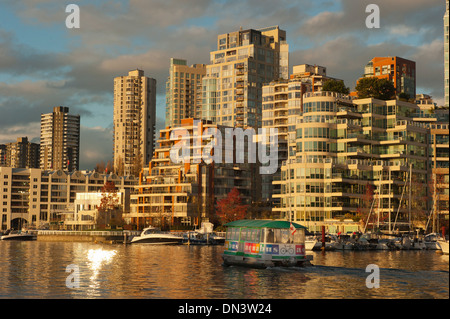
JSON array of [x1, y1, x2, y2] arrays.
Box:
[[216, 188, 248, 224], [355, 77, 396, 100], [97, 181, 123, 229]]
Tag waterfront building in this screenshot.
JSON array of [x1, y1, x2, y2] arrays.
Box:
[[0, 167, 137, 230], [165, 58, 206, 127], [40, 106, 80, 172], [362, 56, 416, 98], [261, 76, 308, 205], [113, 69, 156, 176], [428, 122, 449, 230], [62, 190, 129, 230], [445, 0, 449, 107], [202, 26, 289, 130], [413, 94, 449, 230], [260, 64, 346, 205], [273, 91, 430, 232], [127, 118, 252, 229], [1, 137, 40, 169]]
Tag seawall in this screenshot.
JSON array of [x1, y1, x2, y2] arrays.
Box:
[[37, 230, 141, 244]]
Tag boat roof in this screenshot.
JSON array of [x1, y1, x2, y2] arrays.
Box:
[[224, 219, 307, 230]]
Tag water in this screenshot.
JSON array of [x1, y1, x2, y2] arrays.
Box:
[[0, 241, 448, 299]]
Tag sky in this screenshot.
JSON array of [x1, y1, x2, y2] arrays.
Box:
[[0, 0, 446, 170]]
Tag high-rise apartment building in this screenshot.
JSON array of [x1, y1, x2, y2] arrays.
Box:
[[202, 26, 289, 129], [128, 118, 252, 229], [113, 69, 156, 176], [260, 64, 345, 205], [413, 94, 449, 232], [1, 137, 40, 168], [40, 106, 80, 171], [165, 58, 206, 127], [261, 77, 307, 205], [444, 0, 449, 107], [273, 92, 430, 232], [427, 122, 449, 230], [362, 56, 416, 98]]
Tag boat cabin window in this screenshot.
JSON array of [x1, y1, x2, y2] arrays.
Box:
[[143, 228, 158, 235], [265, 228, 305, 244], [226, 227, 240, 241]]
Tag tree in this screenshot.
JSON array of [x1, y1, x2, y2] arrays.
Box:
[[97, 181, 123, 229], [216, 188, 248, 224], [322, 79, 350, 94], [95, 161, 106, 173], [131, 149, 143, 177], [355, 77, 395, 100], [115, 156, 124, 176]]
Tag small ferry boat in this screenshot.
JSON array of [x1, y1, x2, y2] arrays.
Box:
[[222, 219, 312, 268], [130, 226, 183, 245], [1, 229, 36, 241]]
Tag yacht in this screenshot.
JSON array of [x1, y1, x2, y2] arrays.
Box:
[[1, 229, 36, 241], [130, 226, 183, 244]]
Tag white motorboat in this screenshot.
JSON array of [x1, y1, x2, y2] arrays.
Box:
[[1, 229, 35, 241], [305, 238, 317, 251], [437, 239, 449, 255], [130, 226, 183, 244]]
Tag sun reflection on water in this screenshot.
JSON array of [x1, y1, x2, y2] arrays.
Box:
[[87, 248, 117, 283]]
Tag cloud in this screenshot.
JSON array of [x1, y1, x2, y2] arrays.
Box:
[[295, 0, 445, 44], [0, 0, 447, 172], [0, 122, 41, 144]]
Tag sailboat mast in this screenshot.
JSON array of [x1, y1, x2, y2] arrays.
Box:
[[377, 170, 381, 230], [388, 167, 391, 234], [408, 163, 412, 231]]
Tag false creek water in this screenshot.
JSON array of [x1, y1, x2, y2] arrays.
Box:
[[0, 241, 447, 299]]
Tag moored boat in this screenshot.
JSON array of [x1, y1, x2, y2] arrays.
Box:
[[183, 230, 225, 245], [182, 222, 225, 245], [1, 229, 36, 241], [222, 219, 313, 268], [130, 226, 183, 244]]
